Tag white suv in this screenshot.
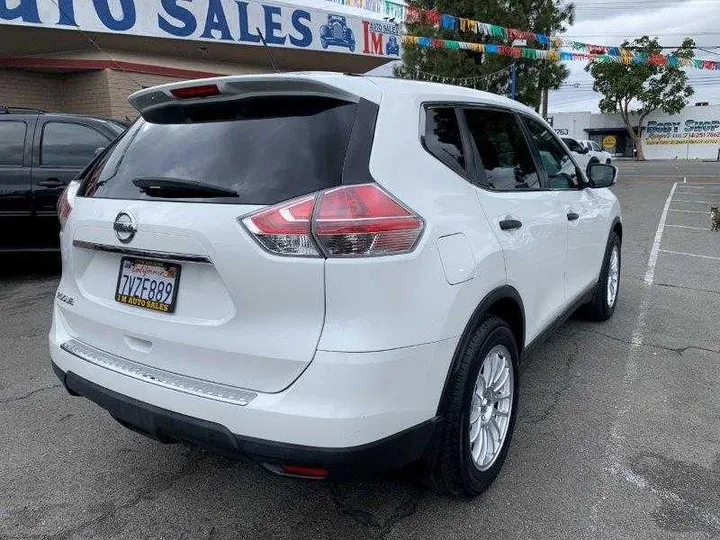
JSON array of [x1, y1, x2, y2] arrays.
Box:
[[50, 73, 622, 497]]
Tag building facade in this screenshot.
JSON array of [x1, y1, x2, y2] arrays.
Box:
[[0, 0, 401, 121], [550, 104, 720, 160]]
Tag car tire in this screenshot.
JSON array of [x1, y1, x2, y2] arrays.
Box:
[[424, 315, 519, 497], [606, 159, 612, 165], [582, 232, 621, 321]]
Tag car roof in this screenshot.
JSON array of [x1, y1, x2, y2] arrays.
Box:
[[0, 109, 119, 124], [130, 72, 542, 120]]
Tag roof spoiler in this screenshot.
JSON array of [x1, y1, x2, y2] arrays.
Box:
[[128, 75, 363, 117]]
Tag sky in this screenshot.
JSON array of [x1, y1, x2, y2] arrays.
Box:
[[550, 0, 720, 112]]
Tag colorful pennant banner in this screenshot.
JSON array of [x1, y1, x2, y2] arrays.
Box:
[[327, 0, 720, 69], [402, 36, 720, 71]]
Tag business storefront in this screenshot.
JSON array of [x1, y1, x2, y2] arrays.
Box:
[[550, 105, 720, 160], [0, 0, 400, 120]]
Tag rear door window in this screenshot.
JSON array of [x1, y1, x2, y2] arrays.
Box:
[[0, 121, 27, 166], [41, 122, 110, 167], [80, 96, 359, 205], [462, 108, 541, 190], [423, 107, 467, 177]]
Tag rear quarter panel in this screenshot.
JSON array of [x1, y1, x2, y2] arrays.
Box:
[[318, 92, 507, 353]]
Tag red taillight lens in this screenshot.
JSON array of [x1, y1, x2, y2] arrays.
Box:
[[242, 194, 319, 256], [58, 181, 79, 231], [314, 184, 424, 257], [170, 84, 221, 99], [241, 184, 424, 258]]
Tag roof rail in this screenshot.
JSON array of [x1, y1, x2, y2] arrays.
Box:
[[0, 106, 46, 114]]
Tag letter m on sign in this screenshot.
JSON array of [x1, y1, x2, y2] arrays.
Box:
[[370, 32, 384, 55], [362, 21, 385, 55]]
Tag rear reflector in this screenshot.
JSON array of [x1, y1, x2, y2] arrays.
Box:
[[170, 84, 221, 99], [280, 465, 329, 479], [241, 184, 424, 258]]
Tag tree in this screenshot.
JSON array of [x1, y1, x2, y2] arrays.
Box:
[[396, 0, 575, 110], [586, 37, 695, 161]]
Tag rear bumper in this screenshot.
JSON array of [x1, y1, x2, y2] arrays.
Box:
[[52, 361, 438, 475], [49, 303, 458, 470]]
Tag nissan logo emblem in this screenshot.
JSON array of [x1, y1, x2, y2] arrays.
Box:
[[113, 212, 137, 244]]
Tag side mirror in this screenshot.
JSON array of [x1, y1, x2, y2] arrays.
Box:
[[588, 163, 618, 188], [578, 146, 589, 154]]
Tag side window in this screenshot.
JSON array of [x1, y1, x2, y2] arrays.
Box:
[[463, 108, 540, 190], [423, 107, 466, 177], [41, 122, 109, 167], [592, 142, 602, 152], [0, 121, 27, 166], [525, 118, 581, 190]]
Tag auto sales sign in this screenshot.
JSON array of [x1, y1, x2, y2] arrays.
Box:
[[0, 0, 401, 58]]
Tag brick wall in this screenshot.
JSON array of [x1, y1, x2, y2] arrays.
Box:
[[106, 70, 185, 122], [60, 70, 113, 118], [0, 69, 64, 111]]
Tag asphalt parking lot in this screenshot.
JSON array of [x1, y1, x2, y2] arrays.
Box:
[[2, 160, 720, 540]]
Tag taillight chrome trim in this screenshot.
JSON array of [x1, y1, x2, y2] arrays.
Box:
[[72, 240, 212, 264], [60, 339, 257, 406]]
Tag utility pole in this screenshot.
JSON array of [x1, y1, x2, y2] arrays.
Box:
[[541, 88, 549, 119], [509, 64, 517, 100]]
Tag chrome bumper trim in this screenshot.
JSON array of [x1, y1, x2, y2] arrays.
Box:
[[72, 240, 211, 264], [60, 339, 257, 406]]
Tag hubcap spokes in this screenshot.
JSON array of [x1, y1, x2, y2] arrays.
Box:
[[469, 345, 514, 471], [607, 247, 619, 307]]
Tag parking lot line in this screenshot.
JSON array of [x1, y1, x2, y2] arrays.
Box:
[[644, 182, 677, 285], [666, 224, 709, 231], [673, 200, 716, 204], [669, 209, 708, 214], [659, 249, 720, 261]]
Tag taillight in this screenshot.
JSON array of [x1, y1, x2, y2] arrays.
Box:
[[242, 194, 319, 256], [58, 181, 80, 231], [241, 184, 424, 258]]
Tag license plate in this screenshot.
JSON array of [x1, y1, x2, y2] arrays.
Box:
[[115, 257, 181, 313]]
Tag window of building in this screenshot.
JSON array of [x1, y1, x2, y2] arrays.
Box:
[[41, 122, 109, 167], [463, 108, 540, 190]]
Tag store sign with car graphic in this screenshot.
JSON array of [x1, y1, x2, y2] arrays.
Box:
[[0, 0, 401, 58]]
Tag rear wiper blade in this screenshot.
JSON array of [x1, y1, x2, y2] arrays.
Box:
[[132, 177, 239, 198]]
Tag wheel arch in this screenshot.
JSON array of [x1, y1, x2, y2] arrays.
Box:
[[435, 286, 525, 416]]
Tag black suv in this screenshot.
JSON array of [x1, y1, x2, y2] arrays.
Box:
[[0, 107, 125, 251]]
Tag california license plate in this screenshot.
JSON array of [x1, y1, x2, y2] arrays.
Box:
[[115, 257, 181, 313]]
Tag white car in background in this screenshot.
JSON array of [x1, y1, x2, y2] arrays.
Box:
[[579, 139, 613, 165], [50, 73, 622, 497], [562, 137, 612, 172]]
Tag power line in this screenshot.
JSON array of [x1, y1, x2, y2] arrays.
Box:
[[47, 0, 144, 90]]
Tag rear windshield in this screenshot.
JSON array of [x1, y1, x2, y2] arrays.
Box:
[[79, 96, 357, 205]]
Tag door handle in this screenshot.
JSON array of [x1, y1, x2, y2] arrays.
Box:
[[567, 212, 580, 221], [38, 178, 67, 188], [499, 219, 523, 231]]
